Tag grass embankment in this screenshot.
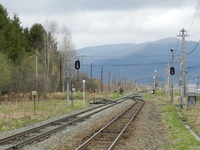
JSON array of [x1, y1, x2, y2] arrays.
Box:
[[143, 92, 200, 150], [0, 92, 124, 133]]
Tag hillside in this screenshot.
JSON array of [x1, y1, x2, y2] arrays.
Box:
[[77, 38, 200, 85]]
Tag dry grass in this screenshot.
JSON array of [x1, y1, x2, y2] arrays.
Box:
[[180, 97, 200, 136], [0, 91, 124, 133], [0, 93, 90, 132]]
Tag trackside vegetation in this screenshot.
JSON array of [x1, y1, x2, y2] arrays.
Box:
[[0, 91, 126, 132], [143, 91, 200, 149], [0, 98, 89, 132]]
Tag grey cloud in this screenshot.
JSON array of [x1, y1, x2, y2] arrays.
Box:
[[50, 0, 190, 11], [0, 0, 192, 16]]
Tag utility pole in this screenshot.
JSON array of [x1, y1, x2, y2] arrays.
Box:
[[90, 63, 93, 79], [196, 75, 199, 94], [60, 55, 62, 93], [167, 59, 170, 96], [66, 60, 70, 107], [108, 70, 111, 93], [164, 64, 168, 97], [35, 56, 38, 116], [101, 66, 103, 93], [152, 67, 157, 93], [81, 55, 84, 79], [76, 58, 80, 91], [178, 28, 188, 107], [171, 49, 174, 105], [164, 61, 170, 97], [90, 63, 93, 92]]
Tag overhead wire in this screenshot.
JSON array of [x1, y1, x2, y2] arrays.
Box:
[[184, 0, 200, 55], [186, 40, 200, 54], [187, 0, 200, 33], [83, 61, 179, 67], [174, 37, 181, 56], [78, 55, 171, 58]]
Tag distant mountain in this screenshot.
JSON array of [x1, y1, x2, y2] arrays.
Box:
[[77, 38, 200, 85]]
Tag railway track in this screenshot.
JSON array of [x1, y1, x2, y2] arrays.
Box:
[[76, 97, 145, 150], [0, 97, 130, 150]]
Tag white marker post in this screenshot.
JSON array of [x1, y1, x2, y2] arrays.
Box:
[[83, 80, 85, 104]]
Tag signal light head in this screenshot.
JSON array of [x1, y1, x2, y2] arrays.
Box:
[[170, 67, 175, 75], [75, 60, 80, 70]]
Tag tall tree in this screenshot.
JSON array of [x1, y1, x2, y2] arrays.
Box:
[[59, 25, 76, 91], [43, 20, 59, 93], [30, 23, 45, 53], [0, 52, 11, 97], [0, 4, 10, 54]]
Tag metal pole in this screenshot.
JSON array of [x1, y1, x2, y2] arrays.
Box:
[[66, 60, 70, 107], [67, 82, 70, 107], [60, 55, 62, 93], [196, 75, 199, 94], [164, 64, 168, 97], [101, 66, 103, 93], [167, 59, 170, 96], [171, 49, 174, 105], [90, 63, 93, 92], [179, 28, 188, 107], [83, 80, 85, 104], [35, 56, 38, 115], [198, 76, 199, 94]]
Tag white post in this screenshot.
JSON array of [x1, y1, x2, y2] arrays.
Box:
[[66, 60, 70, 107], [83, 80, 85, 104], [67, 82, 70, 107], [35, 56, 38, 115]]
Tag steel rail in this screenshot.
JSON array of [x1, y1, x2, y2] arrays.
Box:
[[108, 99, 144, 150], [76, 98, 144, 150], [0, 104, 105, 145], [1, 97, 129, 150]]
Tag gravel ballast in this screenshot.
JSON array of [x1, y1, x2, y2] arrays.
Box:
[[23, 99, 135, 150], [0, 99, 169, 150]]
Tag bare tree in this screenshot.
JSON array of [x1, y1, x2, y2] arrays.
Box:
[[59, 25, 76, 92], [43, 20, 59, 93]]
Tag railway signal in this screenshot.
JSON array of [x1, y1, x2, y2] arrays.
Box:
[[170, 67, 175, 75], [75, 60, 80, 70]]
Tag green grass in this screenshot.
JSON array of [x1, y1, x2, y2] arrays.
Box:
[[163, 106, 200, 150], [143, 92, 200, 150], [142, 93, 156, 100], [142, 92, 200, 149], [108, 93, 125, 100]]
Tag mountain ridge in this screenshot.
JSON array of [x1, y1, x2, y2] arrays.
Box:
[[77, 37, 200, 85]]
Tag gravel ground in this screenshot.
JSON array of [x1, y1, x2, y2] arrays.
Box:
[[0, 99, 169, 150], [0, 104, 102, 150], [115, 101, 169, 150], [23, 99, 135, 150]]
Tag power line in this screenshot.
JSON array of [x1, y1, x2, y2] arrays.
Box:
[[83, 62, 179, 67], [188, 0, 200, 33], [174, 37, 181, 56], [186, 40, 200, 55], [78, 55, 171, 58]]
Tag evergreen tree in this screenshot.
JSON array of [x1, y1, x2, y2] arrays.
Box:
[[0, 4, 10, 53], [30, 23, 45, 53]]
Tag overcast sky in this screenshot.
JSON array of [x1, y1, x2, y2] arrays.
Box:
[[0, 0, 200, 49]]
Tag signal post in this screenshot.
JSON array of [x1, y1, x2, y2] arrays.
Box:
[[170, 49, 175, 105]]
